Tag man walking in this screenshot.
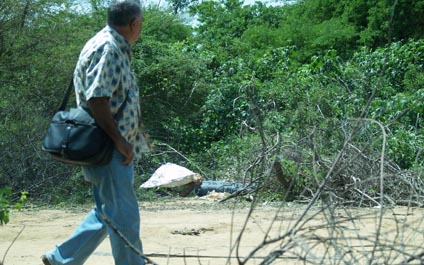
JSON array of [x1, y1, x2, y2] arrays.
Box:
[[42, 0, 147, 264]]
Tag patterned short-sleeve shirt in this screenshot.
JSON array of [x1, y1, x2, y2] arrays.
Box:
[[74, 26, 149, 158]]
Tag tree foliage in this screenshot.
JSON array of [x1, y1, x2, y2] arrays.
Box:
[[0, 0, 423, 204]]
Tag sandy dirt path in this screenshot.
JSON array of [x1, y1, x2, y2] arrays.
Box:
[[1, 197, 423, 265]]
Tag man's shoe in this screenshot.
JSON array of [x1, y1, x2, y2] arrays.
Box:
[[41, 255, 51, 265]]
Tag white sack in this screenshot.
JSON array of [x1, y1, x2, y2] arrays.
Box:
[[140, 163, 202, 188]]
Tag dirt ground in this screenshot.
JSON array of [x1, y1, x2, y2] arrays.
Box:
[[1, 194, 423, 265]]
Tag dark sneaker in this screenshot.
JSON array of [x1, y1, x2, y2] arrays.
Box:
[[41, 255, 51, 265]]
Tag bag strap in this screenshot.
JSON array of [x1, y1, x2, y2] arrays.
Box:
[[59, 78, 130, 120]]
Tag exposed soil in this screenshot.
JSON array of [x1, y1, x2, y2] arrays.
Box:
[[1, 195, 423, 265]]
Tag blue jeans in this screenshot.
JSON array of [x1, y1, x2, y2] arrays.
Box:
[[45, 150, 145, 265]]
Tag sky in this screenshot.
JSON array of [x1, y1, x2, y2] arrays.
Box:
[[71, 0, 288, 26], [72, 0, 287, 10]]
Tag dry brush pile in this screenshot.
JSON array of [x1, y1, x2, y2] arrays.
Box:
[[224, 118, 424, 264]]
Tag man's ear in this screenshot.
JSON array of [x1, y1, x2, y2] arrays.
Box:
[[130, 17, 137, 26], [130, 17, 139, 28]]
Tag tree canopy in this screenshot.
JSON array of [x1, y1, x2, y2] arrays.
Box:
[[0, 0, 423, 205]]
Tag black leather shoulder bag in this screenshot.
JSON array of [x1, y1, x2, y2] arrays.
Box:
[[42, 79, 127, 166]]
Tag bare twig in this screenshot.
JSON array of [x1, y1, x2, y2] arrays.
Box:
[[100, 205, 159, 265], [155, 142, 208, 179], [1, 225, 25, 265]]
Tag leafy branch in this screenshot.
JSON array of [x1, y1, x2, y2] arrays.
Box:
[[0, 188, 28, 225]]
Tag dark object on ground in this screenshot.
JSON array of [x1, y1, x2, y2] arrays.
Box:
[[195, 181, 246, 197]]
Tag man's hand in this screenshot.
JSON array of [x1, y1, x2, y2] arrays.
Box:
[[88, 97, 134, 164], [115, 136, 134, 165]]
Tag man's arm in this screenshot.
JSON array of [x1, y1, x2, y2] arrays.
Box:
[[88, 97, 134, 165]]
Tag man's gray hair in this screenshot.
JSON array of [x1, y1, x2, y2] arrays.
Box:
[[108, 0, 142, 27]]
